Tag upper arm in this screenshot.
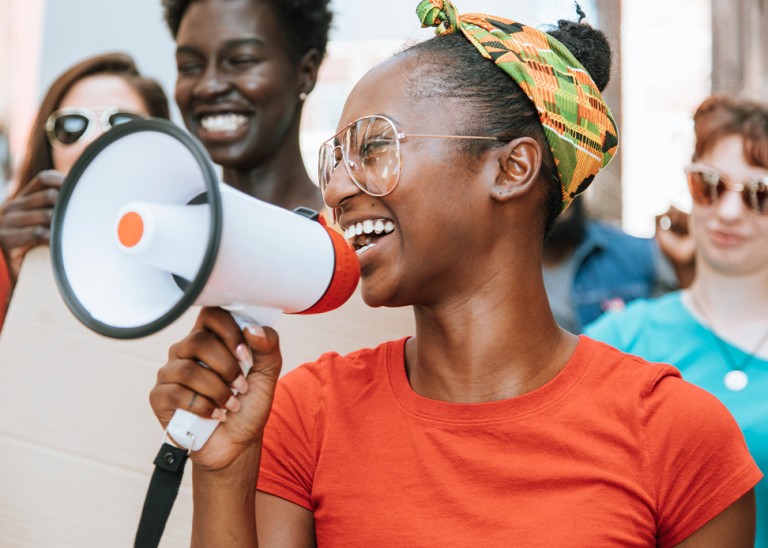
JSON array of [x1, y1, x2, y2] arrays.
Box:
[[649, 377, 762, 545], [672, 489, 756, 548], [256, 491, 316, 548]]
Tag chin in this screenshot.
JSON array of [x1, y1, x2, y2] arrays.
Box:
[[360, 287, 389, 309], [702, 251, 758, 275], [359, 278, 404, 309], [206, 145, 255, 171]]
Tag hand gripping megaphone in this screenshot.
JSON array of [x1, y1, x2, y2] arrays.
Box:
[[50, 118, 360, 450]]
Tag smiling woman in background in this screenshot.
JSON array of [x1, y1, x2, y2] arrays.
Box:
[[161, 0, 331, 212], [586, 94, 768, 547], [0, 52, 170, 329]]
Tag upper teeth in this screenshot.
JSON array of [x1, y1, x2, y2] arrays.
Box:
[[344, 219, 394, 240], [201, 113, 248, 133]]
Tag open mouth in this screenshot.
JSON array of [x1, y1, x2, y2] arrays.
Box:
[[343, 218, 395, 254], [199, 113, 249, 134]]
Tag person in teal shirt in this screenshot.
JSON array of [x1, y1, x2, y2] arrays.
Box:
[[586, 94, 768, 546]]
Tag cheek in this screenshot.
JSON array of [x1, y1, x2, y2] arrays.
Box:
[[238, 62, 297, 103], [174, 81, 191, 110], [238, 76, 283, 105], [756, 218, 768, 246], [51, 145, 85, 175], [689, 205, 710, 237]]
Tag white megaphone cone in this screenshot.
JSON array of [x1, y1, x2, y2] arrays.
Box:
[[50, 118, 360, 450]]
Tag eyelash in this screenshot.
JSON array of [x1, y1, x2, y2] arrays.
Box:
[[175, 53, 263, 76]]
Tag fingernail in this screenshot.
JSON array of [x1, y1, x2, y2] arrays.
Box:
[[246, 324, 264, 337], [236, 343, 253, 372], [232, 374, 249, 394], [225, 395, 241, 413], [211, 408, 227, 422]]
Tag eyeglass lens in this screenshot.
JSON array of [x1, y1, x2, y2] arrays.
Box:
[[107, 112, 141, 127], [320, 116, 401, 197], [688, 170, 768, 214], [52, 114, 90, 145]]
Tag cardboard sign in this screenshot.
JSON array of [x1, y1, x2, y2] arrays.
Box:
[[0, 247, 414, 547]]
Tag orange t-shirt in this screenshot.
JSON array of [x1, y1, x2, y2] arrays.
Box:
[[0, 252, 10, 330], [258, 336, 762, 546]]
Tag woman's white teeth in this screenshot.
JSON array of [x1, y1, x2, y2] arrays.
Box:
[[201, 113, 248, 133], [344, 219, 395, 240]]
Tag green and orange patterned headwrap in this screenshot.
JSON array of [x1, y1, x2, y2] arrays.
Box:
[[416, 0, 619, 211]]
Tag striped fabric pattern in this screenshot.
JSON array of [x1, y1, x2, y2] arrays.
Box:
[[416, 0, 619, 211]]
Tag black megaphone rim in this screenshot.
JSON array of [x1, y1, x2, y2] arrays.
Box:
[[50, 118, 223, 339]]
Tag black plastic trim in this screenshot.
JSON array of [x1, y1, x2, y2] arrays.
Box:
[[49, 118, 222, 339]]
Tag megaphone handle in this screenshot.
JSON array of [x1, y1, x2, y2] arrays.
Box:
[[225, 305, 282, 330], [165, 409, 217, 452], [164, 307, 282, 452]]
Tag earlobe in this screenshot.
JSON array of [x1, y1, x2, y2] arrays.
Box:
[[491, 138, 542, 202]]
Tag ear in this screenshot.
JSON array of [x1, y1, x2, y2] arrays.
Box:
[[296, 48, 322, 97], [489, 137, 542, 203]]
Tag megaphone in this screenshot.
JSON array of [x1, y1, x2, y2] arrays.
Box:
[[50, 118, 360, 450]]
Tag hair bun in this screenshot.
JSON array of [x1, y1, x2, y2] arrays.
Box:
[[548, 20, 612, 92]]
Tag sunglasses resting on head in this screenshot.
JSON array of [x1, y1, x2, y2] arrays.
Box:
[[45, 106, 144, 147], [685, 164, 768, 215]]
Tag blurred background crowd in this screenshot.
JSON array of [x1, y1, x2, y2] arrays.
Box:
[[2, 0, 765, 236]]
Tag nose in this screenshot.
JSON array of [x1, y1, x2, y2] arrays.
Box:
[[321, 149, 363, 212], [715, 188, 746, 223], [191, 64, 231, 100], [83, 122, 108, 148]]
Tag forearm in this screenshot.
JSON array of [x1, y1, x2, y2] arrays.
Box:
[[191, 445, 262, 548]]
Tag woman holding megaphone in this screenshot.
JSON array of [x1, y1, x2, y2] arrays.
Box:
[[150, 1, 760, 545]]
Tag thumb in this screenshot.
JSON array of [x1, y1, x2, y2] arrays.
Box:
[[242, 324, 282, 378]]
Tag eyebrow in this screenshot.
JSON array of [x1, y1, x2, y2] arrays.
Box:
[[175, 38, 268, 56]]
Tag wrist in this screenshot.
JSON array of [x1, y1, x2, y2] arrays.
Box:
[[190, 444, 261, 545], [192, 442, 262, 485]]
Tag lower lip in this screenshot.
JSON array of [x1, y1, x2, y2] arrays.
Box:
[[356, 234, 391, 267], [709, 231, 746, 247]]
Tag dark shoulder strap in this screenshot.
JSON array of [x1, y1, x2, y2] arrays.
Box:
[[134, 442, 189, 548]]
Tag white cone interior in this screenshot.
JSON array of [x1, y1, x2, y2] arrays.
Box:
[[58, 127, 337, 331], [60, 131, 210, 328]]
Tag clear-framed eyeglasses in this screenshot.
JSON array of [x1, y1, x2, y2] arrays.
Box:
[[318, 114, 505, 198]]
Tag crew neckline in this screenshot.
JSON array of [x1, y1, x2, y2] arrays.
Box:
[[386, 336, 596, 424]]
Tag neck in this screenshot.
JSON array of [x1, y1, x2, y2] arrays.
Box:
[[687, 264, 768, 358], [223, 165, 323, 212], [690, 263, 768, 321], [221, 127, 323, 212], [405, 261, 578, 403]]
